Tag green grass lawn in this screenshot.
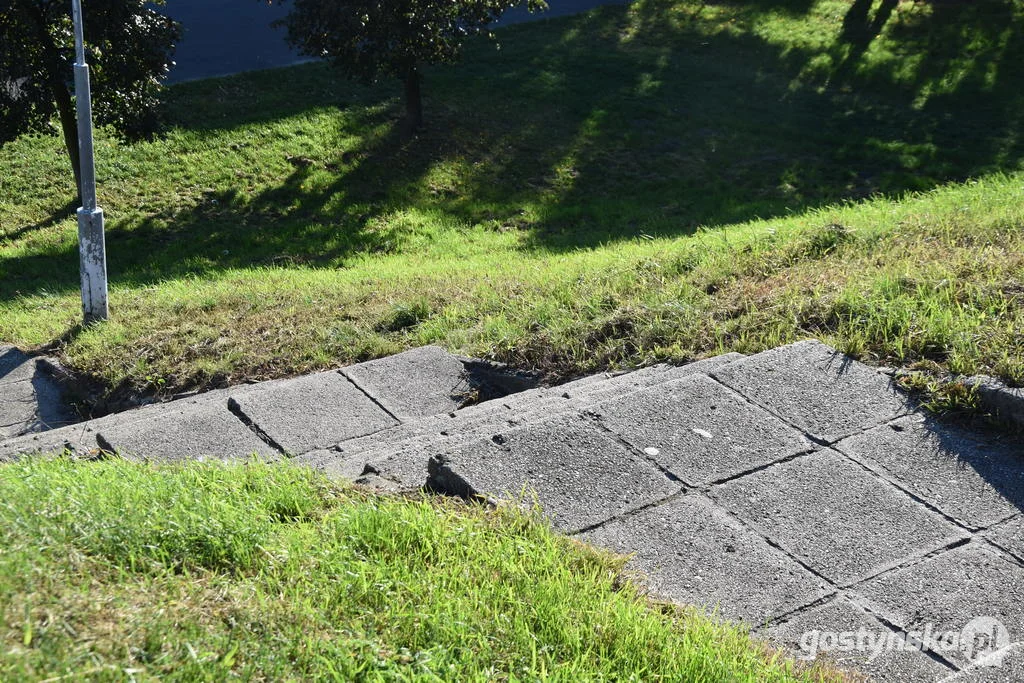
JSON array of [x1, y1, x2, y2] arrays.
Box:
[[0, 458, 844, 680], [1, 0, 1021, 402]]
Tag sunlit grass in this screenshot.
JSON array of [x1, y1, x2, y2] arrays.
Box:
[[0, 458, 842, 680], [0, 0, 1020, 399]]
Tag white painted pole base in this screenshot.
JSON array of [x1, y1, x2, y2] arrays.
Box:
[[78, 207, 109, 323]]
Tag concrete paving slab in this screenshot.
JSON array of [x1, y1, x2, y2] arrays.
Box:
[[590, 373, 813, 485], [0, 395, 38, 437], [942, 642, 1024, 681], [984, 517, 1024, 563], [712, 340, 912, 443], [97, 402, 279, 462], [295, 448, 370, 481], [228, 371, 398, 454], [0, 363, 78, 437], [0, 346, 36, 383], [764, 596, 953, 682], [342, 346, 469, 420], [427, 414, 681, 532], [0, 422, 102, 462], [579, 494, 831, 624], [855, 543, 1024, 669], [711, 449, 968, 585], [836, 415, 1024, 530]]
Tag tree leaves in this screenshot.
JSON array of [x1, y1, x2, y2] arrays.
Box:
[[0, 0, 179, 145]]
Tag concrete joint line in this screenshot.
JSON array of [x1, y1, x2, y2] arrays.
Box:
[[336, 370, 401, 424], [570, 489, 690, 536], [843, 596, 962, 674], [837, 536, 973, 592], [579, 409, 687, 487], [703, 447, 822, 489], [975, 534, 1024, 570], [706, 372, 913, 447], [692, 489, 840, 590], [703, 373, 831, 445], [226, 398, 289, 456], [832, 444, 980, 534]]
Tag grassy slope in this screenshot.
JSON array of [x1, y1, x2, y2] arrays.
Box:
[[1, 0, 1021, 399], [0, 459, 841, 680]]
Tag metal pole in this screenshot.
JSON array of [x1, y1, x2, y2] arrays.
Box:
[[72, 0, 108, 323]]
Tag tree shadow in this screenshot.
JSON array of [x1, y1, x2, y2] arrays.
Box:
[[0, 103, 453, 292], [1, 199, 76, 244], [2, 0, 1021, 298]]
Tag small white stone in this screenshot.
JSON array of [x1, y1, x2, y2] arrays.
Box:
[[643, 447, 660, 456], [691, 427, 713, 439]]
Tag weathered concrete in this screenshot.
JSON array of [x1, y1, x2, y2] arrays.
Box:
[[712, 340, 912, 443], [299, 353, 746, 484], [97, 401, 279, 462], [836, 415, 1024, 530], [0, 346, 36, 382], [427, 414, 680, 532], [0, 421, 102, 462], [711, 449, 968, 585], [228, 371, 398, 454], [764, 596, 953, 682], [590, 373, 812, 485], [580, 494, 831, 624], [0, 348, 78, 438], [855, 544, 1024, 669], [984, 517, 1024, 563], [342, 346, 470, 420], [4, 340, 1023, 681], [943, 642, 1024, 681]]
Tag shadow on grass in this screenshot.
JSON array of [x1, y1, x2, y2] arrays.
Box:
[[2, 0, 1021, 296]]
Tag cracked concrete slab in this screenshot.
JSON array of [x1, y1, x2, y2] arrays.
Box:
[[836, 415, 1024, 530], [579, 494, 831, 624], [589, 373, 813, 485], [854, 544, 1024, 669], [342, 346, 471, 419], [97, 401, 279, 462], [427, 414, 680, 532], [710, 449, 968, 585], [764, 596, 953, 682], [711, 340, 912, 443], [228, 371, 398, 454]]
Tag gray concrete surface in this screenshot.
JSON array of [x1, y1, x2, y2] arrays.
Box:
[[97, 401, 280, 462], [341, 345, 471, 419], [712, 340, 912, 443], [837, 415, 1024, 530], [579, 494, 831, 624], [0, 346, 78, 439], [711, 449, 967, 585], [427, 414, 680, 533], [227, 370, 398, 454], [2, 339, 1023, 681], [589, 372, 812, 485], [766, 596, 952, 682]]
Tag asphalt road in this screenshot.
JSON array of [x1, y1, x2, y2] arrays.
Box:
[[162, 0, 629, 83]]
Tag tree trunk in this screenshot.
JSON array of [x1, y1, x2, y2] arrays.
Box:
[[26, 2, 82, 202], [403, 65, 423, 131], [52, 81, 82, 202]]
